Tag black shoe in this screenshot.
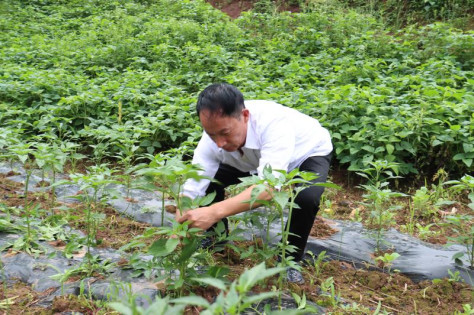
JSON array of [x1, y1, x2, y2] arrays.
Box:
[[286, 267, 304, 284]]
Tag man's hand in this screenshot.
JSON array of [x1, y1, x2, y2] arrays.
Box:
[[176, 206, 219, 230]]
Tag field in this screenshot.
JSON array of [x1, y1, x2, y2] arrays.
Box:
[[0, 0, 473, 314]]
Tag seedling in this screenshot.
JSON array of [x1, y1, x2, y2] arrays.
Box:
[[174, 262, 286, 315], [415, 223, 439, 241], [375, 252, 400, 274], [305, 250, 329, 281], [237, 165, 338, 308], [50, 255, 115, 291], [135, 154, 210, 226], [357, 160, 406, 251], [445, 174, 474, 211], [443, 214, 474, 269], [319, 276, 340, 308], [59, 164, 119, 274], [6, 141, 47, 254], [34, 142, 68, 208], [447, 269, 462, 282], [120, 190, 217, 297]]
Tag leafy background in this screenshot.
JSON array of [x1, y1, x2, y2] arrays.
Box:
[[0, 0, 473, 176]]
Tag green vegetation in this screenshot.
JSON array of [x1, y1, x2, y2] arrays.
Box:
[[1, 0, 472, 176], [339, 0, 474, 29]]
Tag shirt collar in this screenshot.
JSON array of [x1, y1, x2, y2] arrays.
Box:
[[242, 116, 259, 150]]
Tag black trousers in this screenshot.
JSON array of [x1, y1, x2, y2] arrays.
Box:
[[205, 153, 332, 261]]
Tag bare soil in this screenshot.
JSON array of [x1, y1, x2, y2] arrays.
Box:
[[206, 0, 299, 18]]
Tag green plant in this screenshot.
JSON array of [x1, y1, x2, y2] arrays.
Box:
[[237, 165, 338, 309], [447, 269, 462, 282], [5, 142, 47, 254], [62, 141, 86, 173], [60, 164, 119, 273], [110, 294, 185, 315], [0, 296, 16, 310], [176, 262, 286, 314], [121, 193, 217, 296], [50, 255, 115, 293], [357, 160, 406, 251], [318, 276, 340, 308], [291, 292, 320, 313], [135, 155, 209, 226], [34, 142, 68, 208], [454, 303, 474, 315], [445, 174, 474, 211], [401, 200, 417, 235], [305, 250, 328, 281], [146, 221, 205, 296], [412, 186, 438, 218], [443, 214, 474, 268], [415, 222, 439, 240], [375, 252, 400, 274]]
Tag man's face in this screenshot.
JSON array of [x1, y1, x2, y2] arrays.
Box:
[[199, 108, 249, 152]]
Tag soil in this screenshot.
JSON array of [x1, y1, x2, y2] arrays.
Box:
[[1, 166, 472, 313], [206, 0, 300, 19], [310, 217, 338, 238]]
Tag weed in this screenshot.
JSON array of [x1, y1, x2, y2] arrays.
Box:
[[375, 252, 400, 274], [357, 160, 406, 251]]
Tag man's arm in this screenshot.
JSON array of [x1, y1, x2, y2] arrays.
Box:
[[176, 185, 272, 230]]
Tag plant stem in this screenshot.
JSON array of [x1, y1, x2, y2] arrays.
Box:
[[24, 170, 32, 247]]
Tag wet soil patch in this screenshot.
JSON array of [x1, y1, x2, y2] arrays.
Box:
[[206, 0, 300, 19]]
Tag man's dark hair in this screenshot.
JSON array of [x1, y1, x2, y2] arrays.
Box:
[[196, 83, 245, 118]]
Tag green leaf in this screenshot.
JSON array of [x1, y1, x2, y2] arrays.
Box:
[[453, 153, 464, 160], [463, 143, 473, 153], [108, 302, 135, 315], [386, 144, 394, 155], [452, 252, 464, 260], [193, 277, 227, 290], [462, 159, 472, 167], [148, 238, 179, 257], [172, 296, 210, 308], [432, 139, 443, 146], [362, 145, 374, 153], [237, 263, 285, 292], [241, 291, 278, 307], [272, 191, 289, 210]]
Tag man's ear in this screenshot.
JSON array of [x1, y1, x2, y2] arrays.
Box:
[[242, 108, 250, 122]]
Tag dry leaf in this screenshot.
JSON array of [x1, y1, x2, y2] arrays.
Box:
[[165, 205, 177, 214]]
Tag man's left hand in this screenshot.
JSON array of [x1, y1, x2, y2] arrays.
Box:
[[176, 207, 218, 230]]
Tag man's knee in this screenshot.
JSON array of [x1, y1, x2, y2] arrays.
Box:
[[295, 185, 325, 215]]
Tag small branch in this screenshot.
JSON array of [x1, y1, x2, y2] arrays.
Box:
[[0, 184, 13, 191], [368, 299, 401, 313]]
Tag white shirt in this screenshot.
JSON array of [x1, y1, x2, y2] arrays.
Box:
[[183, 100, 333, 199]]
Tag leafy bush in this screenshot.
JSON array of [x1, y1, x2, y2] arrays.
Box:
[[0, 0, 472, 176]]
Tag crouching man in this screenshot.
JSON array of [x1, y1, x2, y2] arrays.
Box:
[[177, 83, 332, 283]]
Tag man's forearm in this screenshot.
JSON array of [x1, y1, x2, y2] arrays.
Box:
[[210, 185, 272, 221]]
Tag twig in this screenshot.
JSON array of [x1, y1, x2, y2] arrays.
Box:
[[354, 281, 398, 299], [0, 184, 12, 191], [368, 299, 401, 313]]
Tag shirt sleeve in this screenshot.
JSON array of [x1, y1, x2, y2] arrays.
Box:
[[182, 134, 220, 199], [256, 115, 295, 178]]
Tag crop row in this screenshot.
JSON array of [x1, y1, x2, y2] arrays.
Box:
[[0, 0, 473, 175]]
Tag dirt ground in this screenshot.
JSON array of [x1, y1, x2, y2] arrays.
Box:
[[206, 0, 300, 18], [1, 166, 472, 313]]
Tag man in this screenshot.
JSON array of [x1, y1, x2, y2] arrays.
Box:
[[177, 83, 332, 283]]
